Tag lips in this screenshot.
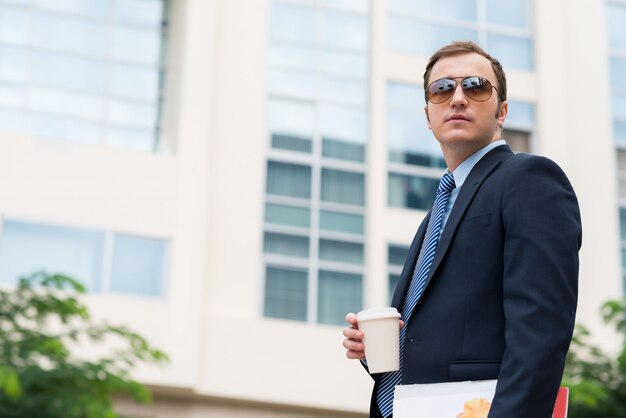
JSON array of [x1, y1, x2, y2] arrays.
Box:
[[447, 114, 470, 122]]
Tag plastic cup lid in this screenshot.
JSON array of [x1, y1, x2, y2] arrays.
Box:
[[357, 307, 400, 321]]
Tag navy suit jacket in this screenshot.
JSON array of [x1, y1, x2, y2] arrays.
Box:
[[369, 145, 582, 417]]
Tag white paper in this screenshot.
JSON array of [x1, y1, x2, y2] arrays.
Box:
[[393, 380, 497, 418]]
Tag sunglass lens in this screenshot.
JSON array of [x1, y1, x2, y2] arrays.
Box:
[[461, 77, 492, 101], [427, 79, 456, 104]]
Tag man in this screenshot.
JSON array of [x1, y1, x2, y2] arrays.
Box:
[[343, 41, 581, 417]]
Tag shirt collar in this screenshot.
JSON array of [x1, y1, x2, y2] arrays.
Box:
[[449, 140, 507, 188]]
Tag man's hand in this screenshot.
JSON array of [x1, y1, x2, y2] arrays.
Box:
[[343, 312, 365, 359], [343, 312, 404, 360]]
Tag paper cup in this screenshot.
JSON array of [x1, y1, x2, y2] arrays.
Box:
[[357, 307, 401, 374]]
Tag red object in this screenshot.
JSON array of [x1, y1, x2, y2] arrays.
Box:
[[552, 387, 569, 418]]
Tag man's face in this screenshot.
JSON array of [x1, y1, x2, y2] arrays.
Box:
[[424, 53, 507, 153]]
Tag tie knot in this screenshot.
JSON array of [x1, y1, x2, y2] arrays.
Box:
[[438, 172, 456, 193]]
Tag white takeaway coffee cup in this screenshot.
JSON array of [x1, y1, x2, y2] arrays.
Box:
[[356, 307, 401, 374]]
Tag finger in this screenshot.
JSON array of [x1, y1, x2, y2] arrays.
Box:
[[345, 312, 358, 325], [400, 320, 405, 329], [346, 350, 366, 360], [343, 338, 365, 352], [343, 326, 363, 340]]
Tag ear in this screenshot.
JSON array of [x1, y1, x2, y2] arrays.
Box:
[[424, 104, 432, 130], [496, 100, 508, 129]]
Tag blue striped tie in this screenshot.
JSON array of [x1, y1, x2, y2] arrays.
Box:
[[376, 172, 456, 417]]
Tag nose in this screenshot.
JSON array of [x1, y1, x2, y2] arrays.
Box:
[[449, 84, 468, 107]]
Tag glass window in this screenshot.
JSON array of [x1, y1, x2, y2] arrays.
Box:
[[268, 68, 316, 100], [268, 99, 315, 139], [0, 1, 168, 151], [608, 3, 626, 50], [388, 245, 409, 266], [318, 270, 362, 325], [612, 57, 626, 94], [388, 0, 477, 21], [271, 133, 312, 153], [487, 34, 533, 71], [620, 208, 626, 240], [321, 168, 365, 206], [109, 234, 167, 297], [389, 173, 439, 210], [319, 239, 364, 264], [319, 10, 369, 52], [323, 137, 365, 162], [504, 129, 530, 153], [320, 210, 364, 234], [389, 273, 401, 303], [264, 232, 310, 258], [267, 161, 312, 199], [506, 101, 535, 127], [486, 0, 530, 28], [265, 203, 311, 228], [270, 3, 316, 44], [387, 17, 479, 56], [0, 220, 104, 291], [264, 266, 308, 321]]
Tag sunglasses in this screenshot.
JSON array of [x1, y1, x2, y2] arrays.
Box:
[[425, 76, 499, 104]]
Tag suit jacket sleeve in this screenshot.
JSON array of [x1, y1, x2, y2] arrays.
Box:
[[488, 155, 581, 417]]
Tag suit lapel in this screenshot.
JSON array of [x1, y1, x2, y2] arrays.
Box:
[[393, 145, 514, 315], [418, 145, 514, 295]]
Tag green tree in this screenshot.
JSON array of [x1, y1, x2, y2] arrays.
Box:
[[0, 272, 168, 418], [564, 300, 626, 417]]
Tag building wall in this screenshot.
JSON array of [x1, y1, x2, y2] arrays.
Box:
[[0, 0, 621, 416]]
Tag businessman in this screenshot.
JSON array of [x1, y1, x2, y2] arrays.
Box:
[[343, 41, 581, 417]]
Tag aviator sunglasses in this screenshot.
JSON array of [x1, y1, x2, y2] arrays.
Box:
[[425, 76, 499, 104]]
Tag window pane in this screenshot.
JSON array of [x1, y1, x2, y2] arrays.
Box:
[[318, 50, 368, 78], [269, 43, 316, 71], [268, 99, 315, 138], [271, 3, 315, 44], [110, 234, 167, 297], [115, 0, 164, 27], [0, 82, 25, 108], [486, 0, 530, 29], [319, 76, 368, 105], [388, 0, 477, 22], [321, 168, 364, 206], [271, 133, 312, 153], [29, 114, 103, 144], [31, 12, 107, 57], [388, 245, 409, 266], [612, 96, 626, 121], [0, 6, 29, 44], [268, 68, 315, 99], [389, 273, 401, 303], [32, 0, 110, 18], [29, 87, 104, 120], [107, 99, 158, 129], [319, 239, 363, 264], [608, 3, 626, 50], [319, 11, 369, 52], [487, 34, 533, 71], [264, 232, 309, 258], [267, 161, 311, 199], [388, 173, 439, 210], [0, 220, 104, 291], [320, 210, 364, 234], [265, 203, 310, 228], [31, 51, 108, 93], [388, 108, 444, 168], [620, 208, 626, 240], [616, 120, 626, 143], [111, 64, 159, 101], [321, 0, 369, 13], [322, 137, 365, 162], [265, 266, 308, 321], [613, 57, 626, 94], [0, 45, 29, 82], [320, 104, 367, 145], [388, 17, 478, 56], [506, 101, 535, 127], [504, 129, 530, 153], [318, 270, 362, 326], [111, 27, 162, 65]]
